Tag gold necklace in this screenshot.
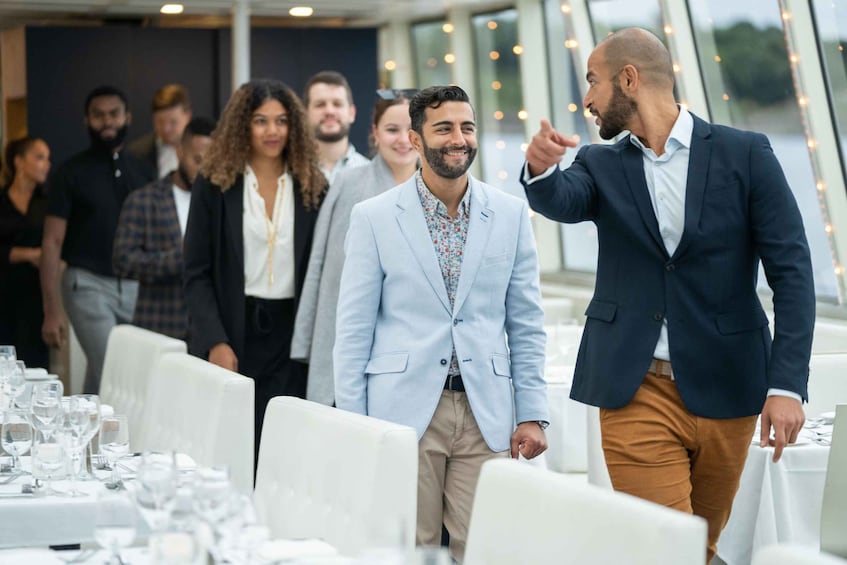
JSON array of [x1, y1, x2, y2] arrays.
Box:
[[254, 176, 284, 288]]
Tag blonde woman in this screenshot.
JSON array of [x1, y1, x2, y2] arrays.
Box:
[[292, 89, 419, 405]]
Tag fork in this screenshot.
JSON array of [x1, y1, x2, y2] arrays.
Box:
[[0, 472, 21, 485]]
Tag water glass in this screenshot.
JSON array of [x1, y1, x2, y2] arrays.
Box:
[[5, 361, 27, 409], [137, 451, 178, 530], [1, 408, 33, 473], [99, 414, 130, 488], [74, 393, 101, 479], [57, 396, 91, 497], [94, 489, 136, 565], [30, 381, 63, 439], [31, 429, 66, 496]]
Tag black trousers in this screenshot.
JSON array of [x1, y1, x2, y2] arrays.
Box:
[[242, 296, 307, 470]]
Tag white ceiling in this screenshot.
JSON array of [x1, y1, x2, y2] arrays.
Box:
[[0, 0, 506, 27]]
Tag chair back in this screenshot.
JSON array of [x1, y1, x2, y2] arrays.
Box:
[[821, 404, 847, 558], [464, 459, 707, 565], [139, 353, 254, 494], [754, 544, 847, 564], [100, 325, 185, 444], [585, 405, 613, 488], [807, 355, 847, 417], [254, 397, 417, 558]]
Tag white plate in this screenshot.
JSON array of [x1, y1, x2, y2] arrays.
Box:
[[24, 369, 53, 381]]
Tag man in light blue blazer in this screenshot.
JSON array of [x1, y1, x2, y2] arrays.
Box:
[[334, 86, 548, 561]]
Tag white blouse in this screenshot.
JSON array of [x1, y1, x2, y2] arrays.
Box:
[[242, 165, 295, 299]]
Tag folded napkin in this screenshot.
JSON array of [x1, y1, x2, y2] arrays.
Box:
[[256, 539, 338, 561]]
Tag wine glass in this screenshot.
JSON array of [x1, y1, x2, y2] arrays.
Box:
[[94, 489, 136, 565], [193, 466, 233, 560], [56, 396, 90, 497], [73, 393, 101, 480], [31, 429, 66, 496], [99, 414, 130, 488], [0, 345, 16, 408], [3, 361, 27, 409], [136, 451, 178, 531], [30, 381, 63, 439], [1, 408, 33, 473]]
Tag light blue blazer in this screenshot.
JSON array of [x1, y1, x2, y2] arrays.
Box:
[[333, 175, 548, 452]]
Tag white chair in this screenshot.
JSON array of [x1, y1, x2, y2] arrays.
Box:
[[464, 459, 707, 565], [806, 354, 847, 417], [821, 404, 847, 558], [99, 325, 186, 443], [254, 397, 417, 559], [586, 405, 613, 488], [138, 352, 254, 494], [812, 321, 847, 354], [753, 544, 847, 565]]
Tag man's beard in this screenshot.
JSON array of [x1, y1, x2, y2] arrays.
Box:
[[597, 82, 637, 140], [314, 122, 350, 143], [422, 138, 477, 180], [88, 124, 129, 152]]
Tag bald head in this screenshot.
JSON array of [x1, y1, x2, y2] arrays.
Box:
[[597, 28, 674, 91]]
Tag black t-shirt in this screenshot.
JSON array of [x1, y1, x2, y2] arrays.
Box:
[[0, 185, 48, 303], [47, 146, 155, 277]]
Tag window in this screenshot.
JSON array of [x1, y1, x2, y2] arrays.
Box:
[[689, 0, 838, 299], [812, 0, 847, 174], [471, 9, 526, 198], [411, 21, 453, 88]]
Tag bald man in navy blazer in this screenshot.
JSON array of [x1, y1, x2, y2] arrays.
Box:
[[522, 28, 814, 562]]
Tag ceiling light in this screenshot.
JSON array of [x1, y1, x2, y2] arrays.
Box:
[[289, 6, 314, 17], [160, 3, 184, 14]]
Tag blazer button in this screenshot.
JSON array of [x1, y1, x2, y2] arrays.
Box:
[[666, 264, 675, 272], [440, 359, 448, 365], [653, 313, 663, 321]]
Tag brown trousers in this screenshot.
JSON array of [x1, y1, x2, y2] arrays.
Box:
[[600, 364, 757, 564]]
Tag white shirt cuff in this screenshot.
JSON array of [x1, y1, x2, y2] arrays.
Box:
[[767, 388, 802, 402], [522, 162, 558, 185]]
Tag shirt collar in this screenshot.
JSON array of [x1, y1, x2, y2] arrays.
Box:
[[415, 170, 471, 219], [629, 105, 693, 157]]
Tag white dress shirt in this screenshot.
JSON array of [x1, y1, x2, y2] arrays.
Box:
[[156, 138, 178, 179], [172, 184, 192, 236], [242, 165, 295, 299]]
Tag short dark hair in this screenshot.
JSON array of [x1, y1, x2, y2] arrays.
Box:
[[152, 83, 191, 112], [2, 136, 43, 186], [181, 116, 216, 143], [303, 70, 353, 106], [409, 85, 472, 133], [84, 85, 128, 115]]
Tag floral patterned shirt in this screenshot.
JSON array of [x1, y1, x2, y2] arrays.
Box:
[[415, 171, 471, 377]]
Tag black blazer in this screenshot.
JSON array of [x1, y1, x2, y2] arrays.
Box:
[[523, 114, 815, 419], [183, 174, 322, 360]]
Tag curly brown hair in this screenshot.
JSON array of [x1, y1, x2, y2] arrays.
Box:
[[202, 79, 325, 209]]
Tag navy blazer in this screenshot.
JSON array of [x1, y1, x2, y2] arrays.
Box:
[[183, 174, 321, 361], [523, 114, 815, 419]]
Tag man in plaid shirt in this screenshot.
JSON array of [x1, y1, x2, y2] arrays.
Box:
[[112, 117, 215, 340]]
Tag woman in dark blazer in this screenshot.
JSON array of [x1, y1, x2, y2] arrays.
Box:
[[183, 79, 325, 460], [0, 137, 51, 368]]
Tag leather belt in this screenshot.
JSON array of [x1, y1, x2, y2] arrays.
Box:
[[444, 374, 465, 392], [648, 358, 674, 380]]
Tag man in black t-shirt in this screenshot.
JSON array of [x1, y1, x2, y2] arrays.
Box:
[[40, 85, 155, 393]]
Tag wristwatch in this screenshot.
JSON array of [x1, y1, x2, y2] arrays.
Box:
[[535, 420, 549, 430]]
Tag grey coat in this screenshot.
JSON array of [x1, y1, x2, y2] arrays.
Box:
[[291, 154, 404, 404]]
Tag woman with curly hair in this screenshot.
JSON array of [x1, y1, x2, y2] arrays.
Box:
[[184, 79, 325, 460]]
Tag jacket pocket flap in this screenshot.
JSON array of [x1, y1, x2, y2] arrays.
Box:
[[584, 300, 617, 322], [715, 310, 768, 335], [365, 352, 409, 374], [491, 354, 511, 377]]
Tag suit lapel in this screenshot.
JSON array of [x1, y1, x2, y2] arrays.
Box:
[[671, 116, 712, 261], [223, 176, 245, 271], [453, 178, 493, 315], [395, 180, 452, 315], [622, 142, 667, 256]]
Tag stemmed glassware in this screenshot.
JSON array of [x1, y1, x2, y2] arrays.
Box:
[[192, 466, 234, 562], [4, 361, 27, 409], [0, 345, 17, 408], [94, 489, 136, 565], [30, 381, 63, 440], [136, 451, 178, 531], [1, 408, 33, 474], [99, 414, 130, 489], [57, 396, 91, 497], [31, 429, 65, 496], [74, 394, 101, 480]]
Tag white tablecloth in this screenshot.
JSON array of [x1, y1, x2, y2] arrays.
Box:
[[716, 442, 830, 565], [545, 366, 588, 473]]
